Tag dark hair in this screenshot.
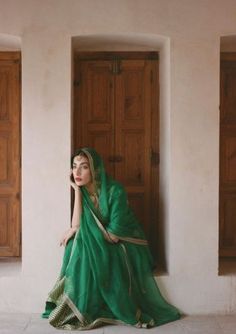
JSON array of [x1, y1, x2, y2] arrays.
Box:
[[71, 150, 88, 168], [70, 150, 89, 182]]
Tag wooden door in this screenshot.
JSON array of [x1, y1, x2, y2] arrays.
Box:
[[73, 52, 160, 262], [219, 53, 236, 257], [73, 59, 115, 176], [114, 59, 152, 237], [0, 52, 21, 257]]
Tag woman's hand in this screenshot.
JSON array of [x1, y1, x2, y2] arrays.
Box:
[[70, 170, 80, 192], [59, 227, 77, 247], [108, 233, 119, 243]]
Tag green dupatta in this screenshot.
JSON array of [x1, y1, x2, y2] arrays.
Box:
[[41, 148, 180, 329]]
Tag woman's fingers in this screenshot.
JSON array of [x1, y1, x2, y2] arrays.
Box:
[[60, 235, 69, 247], [108, 233, 119, 243], [69, 171, 75, 185], [63, 236, 68, 246], [59, 234, 67, 247], [69, 171, 82, 192], [60, 228, 76, 247]]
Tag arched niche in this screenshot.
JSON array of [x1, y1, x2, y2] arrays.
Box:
[[0, 33, 21, 51], [71, 33, 172, 274]]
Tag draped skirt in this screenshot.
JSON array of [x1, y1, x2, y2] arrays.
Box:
[[41, 218, 180, 330]]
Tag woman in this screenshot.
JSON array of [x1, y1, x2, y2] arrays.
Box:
[[41, 147, 180, 329]]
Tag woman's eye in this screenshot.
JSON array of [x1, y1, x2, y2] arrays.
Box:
[[81, 165, 88, 170]]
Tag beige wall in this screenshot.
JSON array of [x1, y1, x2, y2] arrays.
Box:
[[0, 0, 236, 314]]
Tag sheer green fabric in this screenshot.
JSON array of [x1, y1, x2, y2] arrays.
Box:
[[41, 148, 180, 329]]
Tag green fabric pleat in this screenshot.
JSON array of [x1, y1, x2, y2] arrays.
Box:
[[41, 148, 180, 329]]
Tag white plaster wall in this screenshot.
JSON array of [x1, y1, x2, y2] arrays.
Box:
[[0, 33, 21, 50], [0, 0, 236, 314]]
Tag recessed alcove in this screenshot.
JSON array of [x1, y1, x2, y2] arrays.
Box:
[[219, 35, 236, 276], [72, 34, 171, 275], [0, 33, 22, 274]]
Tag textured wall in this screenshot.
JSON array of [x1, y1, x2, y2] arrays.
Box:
[[0, 0, 235, 314]]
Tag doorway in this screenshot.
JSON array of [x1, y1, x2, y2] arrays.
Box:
[[0, 52, 21, 257], [219, 52, 236, 274], [73, 51, 162, 267]]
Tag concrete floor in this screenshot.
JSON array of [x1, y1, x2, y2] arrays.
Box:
[[0, 314, 236, 334]]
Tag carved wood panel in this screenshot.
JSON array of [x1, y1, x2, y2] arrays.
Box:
[[73, 52, 160, 262], [74, 60, 114, 175], [0, 52, 21, 257], [115, 60, 152, 232]]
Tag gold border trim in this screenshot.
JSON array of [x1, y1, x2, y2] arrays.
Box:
[[89, 207, 148, 245], [120, 243, 132, 295], [61, 293, 153, 330], [110, 233, 148, 245], [89, 207, 115, 242], [63, 294, 87, 325]]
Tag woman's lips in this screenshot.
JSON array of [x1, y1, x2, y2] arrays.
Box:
[[75, 177, 82, 181]]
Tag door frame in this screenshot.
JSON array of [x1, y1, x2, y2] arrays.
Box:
[[73, 51, 162, 267]]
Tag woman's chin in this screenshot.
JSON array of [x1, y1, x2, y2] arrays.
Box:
[[75, 181, 83, 186], [75, 181, 90, 187]]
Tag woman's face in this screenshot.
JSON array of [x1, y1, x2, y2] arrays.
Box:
[[72, 155, 92, 186]]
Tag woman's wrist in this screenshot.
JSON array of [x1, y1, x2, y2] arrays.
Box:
[[71, 225, 79, 233], [74, 187, 81, 195]]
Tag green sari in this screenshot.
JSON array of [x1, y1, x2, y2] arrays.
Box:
[[41, 148, 180, 329]]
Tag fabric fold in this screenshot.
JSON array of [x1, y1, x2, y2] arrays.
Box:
[[41, 148, 180, 329]]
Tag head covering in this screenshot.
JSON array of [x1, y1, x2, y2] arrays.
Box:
[[71, 147, 110, 222], [71, 147, 147, 240], [41, 147, 180, 329]]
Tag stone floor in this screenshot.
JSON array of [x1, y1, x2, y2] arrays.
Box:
[[0, 314, 236, 334]]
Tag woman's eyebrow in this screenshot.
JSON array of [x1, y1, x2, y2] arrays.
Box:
[[73, 162, 88, 166]]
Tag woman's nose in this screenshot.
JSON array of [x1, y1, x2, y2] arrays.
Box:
[[75, 168, 81, 176]]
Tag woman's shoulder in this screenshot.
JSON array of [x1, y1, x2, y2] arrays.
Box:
[[109, 179, 125, 192], [107, 178, 126, 199]]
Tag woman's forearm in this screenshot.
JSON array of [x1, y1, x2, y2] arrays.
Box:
[[71, 189, 82, 231]]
